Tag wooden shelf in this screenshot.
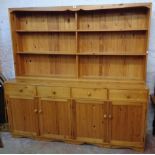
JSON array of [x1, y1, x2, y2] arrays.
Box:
[[17, 51, 76, 55], [16, 51, 77, 55], [16, 28, 147, 33], [16, 51, 146, 56], [16, 30, 76, 33], [77, 28, 148, 32], [77, 52, 146, 56], [80, 75, 144, 81], [16, 76, 146, 85], [22, 74, 76, 79]]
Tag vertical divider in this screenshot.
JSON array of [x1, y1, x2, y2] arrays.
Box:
[[75, 11, 79, 78]]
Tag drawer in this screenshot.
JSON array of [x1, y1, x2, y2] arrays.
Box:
[[109, 89, 148, 101], [37, 86, 70, 98], [72, 88, 107, 100], [5, 84, 36, 97]]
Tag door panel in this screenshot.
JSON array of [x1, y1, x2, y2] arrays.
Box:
[[74, 100, 108, 143], [8, 96, 37, 136], [39, 98, 71, 139], [110, 101, 146, 146]]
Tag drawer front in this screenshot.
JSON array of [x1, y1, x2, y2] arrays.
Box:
[[72, 88, 107, 100], [109, 89, 148, 101], [5, 84, 36, 97], [37, 86, 70, 98]]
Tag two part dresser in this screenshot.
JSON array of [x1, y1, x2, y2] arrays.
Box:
[[4, 3, 151, 151]]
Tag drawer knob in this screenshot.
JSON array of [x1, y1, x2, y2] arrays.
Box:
[[52, 91, 56, 95], [19, 89, 23, 92], [87, 92, 92, 96], [103, 114, 107, 118], [127, 95, 131, 99], [34, 109, 38, 113]]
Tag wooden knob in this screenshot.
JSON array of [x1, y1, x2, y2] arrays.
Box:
[[19, 89, 23, 92], [52, 91, 56, 95], [34, 109, 38, 113], [87, 92, 91, 96], [103, 114, 107, 118], [127, 95, 131, 99]]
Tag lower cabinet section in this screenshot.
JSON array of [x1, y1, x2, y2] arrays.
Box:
[[38, 98, 72, 139], [7, 96, 38, 137], [5, 86, 148, 151]]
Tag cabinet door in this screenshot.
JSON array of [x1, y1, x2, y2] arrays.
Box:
[[74, 99, 108, 144], [109, 101, 146, 147], [38, 98, 72, 139], [7, 96, 38, 137]]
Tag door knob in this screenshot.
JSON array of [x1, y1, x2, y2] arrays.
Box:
[[87, 92, 91, 96], [52, 91, 56, 95], [103, 114, 107, 118]]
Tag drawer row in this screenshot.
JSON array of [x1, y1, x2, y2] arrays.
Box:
[[5, 84, 148, 101]]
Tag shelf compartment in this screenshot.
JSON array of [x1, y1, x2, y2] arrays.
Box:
[[78, 8, 148, 31], [79, 56, 145, 81], [78, 31, 147, 54], [18, 32, 76, 53], [18, 55, 76, 77], [16, 11, 76, 31]]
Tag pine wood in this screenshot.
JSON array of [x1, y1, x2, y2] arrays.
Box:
[[5, 3, 151, 151]]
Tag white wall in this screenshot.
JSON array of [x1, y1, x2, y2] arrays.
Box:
[[0, 0, 155, 93]]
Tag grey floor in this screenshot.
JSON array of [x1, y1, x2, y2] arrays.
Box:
[[0, 104, 155, 154]]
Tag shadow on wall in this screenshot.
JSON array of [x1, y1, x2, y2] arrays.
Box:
[[0, 64, 1, 73]]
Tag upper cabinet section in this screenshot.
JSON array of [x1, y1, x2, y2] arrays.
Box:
[[9, 3, 151, 81]]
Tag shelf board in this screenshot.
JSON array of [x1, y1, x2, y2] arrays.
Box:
[[16, 51, 146, 56], [16, 28, 147, 33], [18, 74, 76, 79], [16, 30, 76, 33], [80, 75, 143, 81], [77, 52, 146, 56], [16, 51, 77, 55], [16, 76, 145, 85], [77, 28, 148, 32]]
